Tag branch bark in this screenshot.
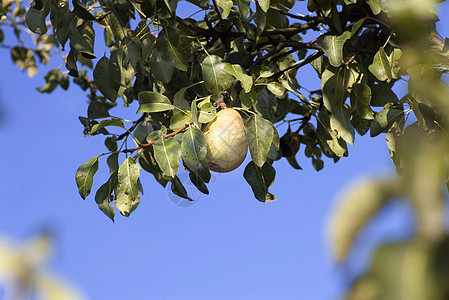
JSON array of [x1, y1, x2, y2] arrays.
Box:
[[123, 121, 194, 154]]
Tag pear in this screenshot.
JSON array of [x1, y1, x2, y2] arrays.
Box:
[[205, 108, 248, 172]]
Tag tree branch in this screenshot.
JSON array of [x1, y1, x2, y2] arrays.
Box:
[[269, 5, 326, 23], [117, 114, 147, 141], [211, 0, 223, 20], [272, 51, 324, 79], [123, 121, 194, 154], [175, 16, 207, 35], [296, 109, 313, 133], [246, 43, 285, 73]]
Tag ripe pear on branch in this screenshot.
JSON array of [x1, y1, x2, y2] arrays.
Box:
[[204, 107, 248, 173]]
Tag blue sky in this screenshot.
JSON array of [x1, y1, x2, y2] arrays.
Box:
[[0, 1, 448, 299]]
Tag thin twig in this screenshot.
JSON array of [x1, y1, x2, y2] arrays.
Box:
[[269, 5, 326, 23], [246, 43, 284, 73], [117, 113, 147, 141], [296, 110, 313, 133], [175, 16, 206, 35], [123, 121, 194, 153], [344, 53, 357, 67], [211, 0, 223, 20], [272, 51, 324, 79]]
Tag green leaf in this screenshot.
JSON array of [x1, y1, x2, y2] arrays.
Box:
[[329, 178, 400, 262], [181, 126, 209, 180], [95, 173, 117, 221], [0, 5, 7, 21], [350, 83, 374, 119], [86, 119, 124, 136], [75, 156, 99, 199], [322, 67, 355, 145], [153, 138, 181, 177], [156, 27, 188, 71], [170, 112, 192, 130], [322, 67, 354, 113], [171, 176, 192, 201], [191, 97, 199, 128], [10, 46, 37, 77], [110, 46, 133, 87], [267, 81, 285, 97], [327, 137, 347, 157], [72, 1, 96, 20], [105, 136, 118, 152], [26, 0, 50, 34], [239, 89, 256, 109], [189, 171, 209, 194], [386, 48, 402, 80], [255, 2, 267, 36], [266, 122, 280, 161], [350, 18, 366, 36], [109, 0, 130, 26], [286, 156, 302, 169], [246, 114, 274, 167], [258, 0, 270, 12], [201, 55, 234, 96], [369, 46, 392, 82], [238, 0, 250, 17], [107, 13, 126, 42], [65, 48, 78, 77], [367, 0, 382, 14], [50, 1, 75, 50], [93, 57, 120, 101], [115, 157, 141, 217], [370, 83, 399, 107], [312, 158, 324, 171], [173, 87, 191, 112], [137, 91, 175, 113], [317, 110, 348, 157], [243, 161, 276, 203], [370, 107, 404, 137], [198, 97, 216, 123], [317, 31, 351, 67], [149, 50, 174, 83], [68, 21, 96, 59], [216, 0, 233, 18], [139, 150, 170, 187], [223, 63, 253, 93], [330, 105, 355, 145]]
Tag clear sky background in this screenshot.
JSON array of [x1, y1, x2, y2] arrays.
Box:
[[0, 2, 448, 300]]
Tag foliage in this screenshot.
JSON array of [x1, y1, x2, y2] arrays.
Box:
[[2, 0, 449, 297], [0, 233, 85, 300]]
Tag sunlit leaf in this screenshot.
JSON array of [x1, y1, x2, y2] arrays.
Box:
[[181, 126, 210, 181], [370, 107, 404, 137], [224, 63, 253, 93], [115, 157, 141, 217], [86, 119, 124, 136], [153, 138, 181, 177], [246, 114, 274, 167], [369, 46, 392, 82], [201, 55, 234, 96], [156, 27, 188, 71], [317, 31, 351, 67], [137, 91, 175, 113], [267, 81, 285, 97], [75, 156, 99, 199], [216, 0, 233, 18]]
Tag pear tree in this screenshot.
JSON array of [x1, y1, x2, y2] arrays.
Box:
[[2, 0, 449, 297]]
